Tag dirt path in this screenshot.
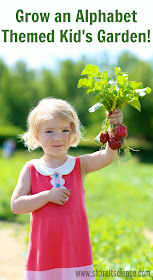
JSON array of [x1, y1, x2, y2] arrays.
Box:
[[0, 222, 26, 280], [0, 222, 153, 280]]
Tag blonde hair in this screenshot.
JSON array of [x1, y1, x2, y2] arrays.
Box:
[[21, 97, 82, 151]]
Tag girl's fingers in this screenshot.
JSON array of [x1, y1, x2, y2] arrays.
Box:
[[106, 109, 123, 124], [63, 189, 71, 196], [112, 120, 121, 124], [60, 200, 66, 204], [113, 109, 120, 113], [109, 115, 123, 124], [107, 109, 121, 117], [109, 114, 122, 120], [61, 195, 67, 199], [109, 110, 123, 122]]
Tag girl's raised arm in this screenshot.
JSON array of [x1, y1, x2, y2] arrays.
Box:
[[80, 144, 117, 175], [79, 109, 123, 175]]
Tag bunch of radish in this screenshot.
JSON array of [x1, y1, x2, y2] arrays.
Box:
[[100, 124, 127, 151], [78, 64, 151, 162]]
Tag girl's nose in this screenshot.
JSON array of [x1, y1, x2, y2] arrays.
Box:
[[53, 132, 62, 141]]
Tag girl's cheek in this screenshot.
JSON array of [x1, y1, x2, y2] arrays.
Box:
[[66, 135, 71, 142], [46, 133, 53, 139], [64, 134, 71, 143]]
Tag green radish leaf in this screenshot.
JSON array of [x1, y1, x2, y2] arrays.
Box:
[[107, 76, 112, 82], [115, 83, 120, 92], [115, 67, 121, 75], [129, 81, 143, 89], [102, 70, 108, 79], [87, 88, 93, 94], [94, 95, 103, 103], [135, 87, 151, 97], [117, 75, 127, 85], [77, 78, 94, 89], [116, 82, 123, 89], [145, 87, 151, 94], [121, 144, 132, 164], [110, 96, 119, 111], [127, 97, 141, 111], [94, 132, 101, 145], [81, 64, 99, 77], [95, 80, 108, 90], [117, 101, 127, 109], [88, 103, 103, 113]]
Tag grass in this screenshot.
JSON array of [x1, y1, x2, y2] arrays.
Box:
[[0, 149, 153, 279], [85, 157, 153, 230]]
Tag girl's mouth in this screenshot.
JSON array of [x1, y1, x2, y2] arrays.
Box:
[[53, 145, 63, 148]]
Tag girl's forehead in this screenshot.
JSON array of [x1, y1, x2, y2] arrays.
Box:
[[40, 117, 71, 129]]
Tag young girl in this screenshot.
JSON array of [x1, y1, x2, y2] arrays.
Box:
[[11, 97, 123, 280]]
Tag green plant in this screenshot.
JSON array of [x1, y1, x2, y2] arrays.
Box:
[[89, 215, 153, 280], [78, 65, 151, 113], [78, 65, 151, 161]]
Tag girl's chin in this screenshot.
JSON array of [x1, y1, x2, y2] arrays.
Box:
[[53, 145, 63, 148]]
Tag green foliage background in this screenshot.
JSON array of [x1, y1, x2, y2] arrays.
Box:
[[0, 50, 153, 141]]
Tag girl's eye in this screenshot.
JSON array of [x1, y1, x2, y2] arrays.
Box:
[[63, 129, 70, 132], [46, 131, 53, 133]]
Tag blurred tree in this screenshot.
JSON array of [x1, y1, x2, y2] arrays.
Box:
[[117, 52, 153, 139], [5, 61, 40, 128], [57, 59, 95, 127], [0, 52, 152, 140], [0, 60, 11, 125], [38, 68, 58, 99]]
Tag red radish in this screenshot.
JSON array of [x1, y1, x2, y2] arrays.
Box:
[[108, 136, 123, 150], [100, 131, 109, 144], [113, 124, 127, 140]]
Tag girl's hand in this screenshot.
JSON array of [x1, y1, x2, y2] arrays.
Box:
[[48, 187, 71, 205], [107, 109, 123, 125]]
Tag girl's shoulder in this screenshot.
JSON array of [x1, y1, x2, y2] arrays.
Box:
[[17, 161, 31, 185]]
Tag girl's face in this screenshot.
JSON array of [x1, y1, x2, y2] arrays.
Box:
[[37, 117, 72, 160]]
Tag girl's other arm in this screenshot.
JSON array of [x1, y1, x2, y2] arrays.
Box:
[[11, 163, 49, 214], [11, 164, 71, 214]]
